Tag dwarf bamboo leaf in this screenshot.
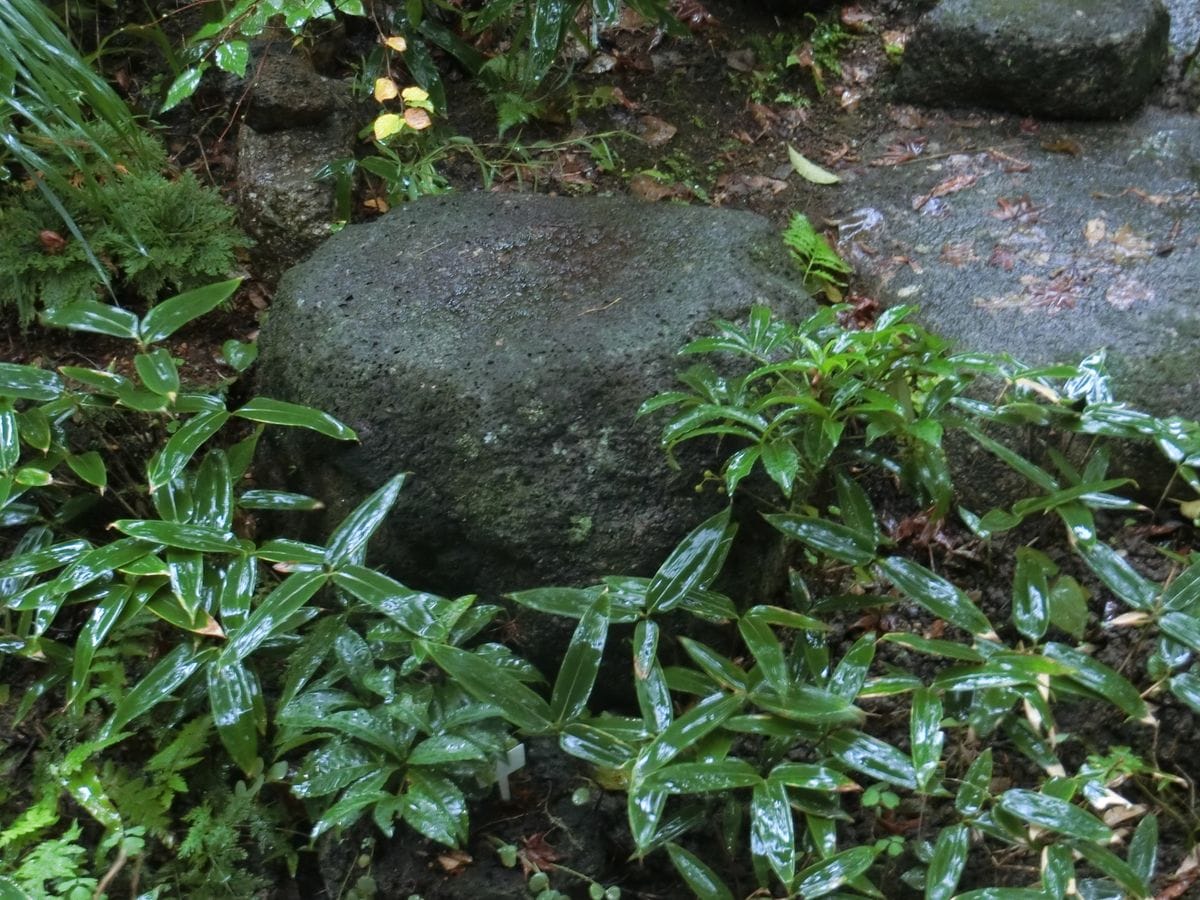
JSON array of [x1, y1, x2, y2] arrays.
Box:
[[559, 723, 635, 768], [148, 411, 230, 491], [926, 823, 968, 900], [794, 846, 876, 898], [1042, 642, 1148, 721], [421, 641, 553, 733], [208, 660, 264, 774], [235, 397, 357, 441], [221, 570, 327, 663], [104, 645, 210, 735], [1073, 540, 1156, 610], [878, 556, 994, 637], [666, 843, 735, 900], [41, 300, 139, 340], [911, 687, 944, 793], [825, 730, 917, 790], [765, 513, 876, 565], [1013, 547, 1054, 641], [550, 594, 609, 724], [751, 778, 795, 887], [956, 749, 992, 816], [0, 362, 63, 401], [324, 473, 405, 566], [997, 790, 1111, 842], [646, 506, 735, 614]]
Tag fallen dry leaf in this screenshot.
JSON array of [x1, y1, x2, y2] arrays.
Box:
[[988, 245, 1017, 271], [1105, 275, 1154, 310], [713, 172, 788, 202], [39, 229, 67, 254], [671, 0, 716, 30], [1041, 137, 1083, 156], [940, 241, 978, 267], [638, 115, 677, 146], [725, 47, 756, 72], [881, 29, 909, 53], [872, 138, 927, 167], [1023, 270, 1085, 312], [436, 850, 472, 874], [518, 833, 561, 877], [887, 105, 927, 129], [912, 174, 978, 211], [1107, 224, 1155, 262], [990, 195, 1041, 223], [837, 87, 863, 111], [987, 148, 1031, 173], [629, 174, 683, 202], [1084, 218, 1107, 245]]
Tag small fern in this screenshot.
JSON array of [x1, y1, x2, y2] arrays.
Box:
[[782, 212, 851, 295]]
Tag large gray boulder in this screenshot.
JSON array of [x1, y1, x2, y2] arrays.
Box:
[[256, 192, 811, 603], [898, 0, 1170, 119]]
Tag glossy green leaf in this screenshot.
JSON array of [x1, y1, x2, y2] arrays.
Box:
[[739, 613, 788, 695], [508, 585, 637, 620], [877, 556, 994, 637], [825, 730, 917, 790], [332, 565, 441, 638], [14, 466, 52, 487], [213, 39, 249, 76], [1169, 671, 1200, 714], [0, 362, 63, 401], [0, 410, 17, 472], [68, 586, 129, 710], [161, 65, 204, 112], [66, 451, 106, 491], [1128, 814, 1157, 882], [51, 537, 153, 593], [134, 348, 180, 398], [208, 660, 263, 774], [222, 570, 327, 662], [140, 278, 241, 343], [723, 445, 761, 495], [193, 450, 233, 531], [645, 759, 762, 794], [752, 684, 863, 727], [408, 735, 488, 766], [767, 763, 856, 792], [646, 506, 735, 613], [404, 770, 468, 847], [1048, 575, 1089, 639], [765, 513, 876, 565], [236, 489, 323, 511], [997, 789, 1111, 842], [634, 619, 673, 731], [219, 555, 257, 630], [829, 633, 876, 699], [752, 778, 795, 887], [41, 299, 138, 339], [638, 692, 744, 775], [1012, 547, 1054, 641], [678, 637, 749, 692], [1066, 839, 1149, 898], [60, 767, 121, 833], [103, 645, 208, 735], [422, 641, 553, 733], [835, 469, 879, 544], [1160, 611, 1200, 653], [963, 424, 1058, 491], [761, 439, 801, 497], [911, 687, 944, 793], [1042, 642, 1148, 721], [628, 782, 668, 852], [111, 519, 239, 553], [794, 846, 876, 898], [955, 748, 992, 816], [551, 594, 609, 724], [925, 823, 968, 900], [235, 397, 356, 441], [220, 339, 258, 373], [1163, 561, 1200, 613], [744, 604, 827, 631], [559, 723, 635, 768], [325, 473, 405, 566], [146, 592, 221, 635], [666, 842, 734, 900], [148, 410, 230, 491], [1074, 540, 1156, 611], [879, 632, 985, 662], [954, 889, 1047, 899], [0, 538, 89, 582]]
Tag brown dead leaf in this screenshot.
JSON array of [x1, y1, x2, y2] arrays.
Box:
[[1105, 275, 1154, 310], [39, 230, 66, 254], [671, 0, 717, 30], [940, 241, 978, 267], [1158, 844, 1200, 898], [840, 5, 874, 31], [1023, 270, 1085, 312], [837, 293, 880, 329], [518, 833, 561, 877], [1041, 137, 1083, 156], [629, 174, 682, 202], [436, 850, 472, 874], [713, 172, 788, 203], [912, 174, 978, 211], [608, 86, 639, 109], [881, 29, 909, 53], [990, 195, 1041, 223], [362, 197, 390, 214], [1019, 117, 1039, 135], [823, 143, 856, 166], [871, 138, 927, 167], [549, 152, 594, 186], [638, 115, 677, 146], [837, 87, 863, 111], [1084, 218, 1107, 246], [987, 148, 1031, 172], [747, 103, 779, 132], [988, 245, 1017, 271]]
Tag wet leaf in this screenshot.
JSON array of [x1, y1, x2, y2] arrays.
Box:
[[208, 660, 263, 774], [1012, 547, 1054, 641], [141, 279, 242, 344], [0, 363, 63, 402], [646, 506, 734, 613], [877, 556, 993, 637], [666, 843, 734, 900], [788, 144, 840, 184], [825, 730, 916, 790], [551, 594, 608, 724], [235, 397, 356, 441], [955, 749, 992, 816], [1043, 642, 1148, 721], [794, 846, 876, 898], [997, 789, 1112, 842], [910, 687, 944, 792], [644, 759, 761, 794], [765, 514, 876, 565], [926, 823, 968, 900], [421, 641, 553, 733], [325, 473, 405, 566], [751, 778, 794, 886]]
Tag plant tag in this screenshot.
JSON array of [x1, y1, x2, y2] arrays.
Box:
[[495, 742, 527, 800]]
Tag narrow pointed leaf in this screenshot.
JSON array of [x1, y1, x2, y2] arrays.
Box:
[[208, 660, 263, 774], [666, 843, 735, 900], [221, 570, 327, 662], [1074, 540, 1156, 610], [794, 846, 877, 898], [639, 692, 744, 774], [66, 452, 106, 491], [956, 749, 992, 816], [104, 645, 207, 735], [41, 300, 138, 339], [1012, 547, 1054, 641], [877, 556, 993, 637], [551, 594, 609, 724], [235, 397, 356, 441], [111, 520, 239, 553], [766, 513, 876, 564], [825, 730, 917, 790], [925, 824, 969, 900], [752, 778, 795, 886], [645, 760, 762, 794], [140, 279, 241, 343], [997, 790, 1111, 842], [0, 363, 63, 401], [148, 411, 230, 491], [134, 349, 180, 398], [421, 641, 553, 733], [1042, 642, 1148, 721], [332, 565, 441, 638], [646, 506, 735, 613], [911, 687, 944, 792], [634, 619, 672, 731], [325, 474, 405, 566]]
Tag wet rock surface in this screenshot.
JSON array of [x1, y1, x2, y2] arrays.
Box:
[[830, 105, 1200, 423], [898, 0, 1170, 119], [256, 192, 810, 608], [235, 51, 357, 283]]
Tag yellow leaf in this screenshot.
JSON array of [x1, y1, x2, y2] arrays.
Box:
[[401, 86, 429, 104], [787, 144, 840, 185], [403, 107, 432, 130], [384, 35, 407, 52], [1180, 499, 1200, 521], [373, 113, 405, 141], [374, 77, 399, 101]]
